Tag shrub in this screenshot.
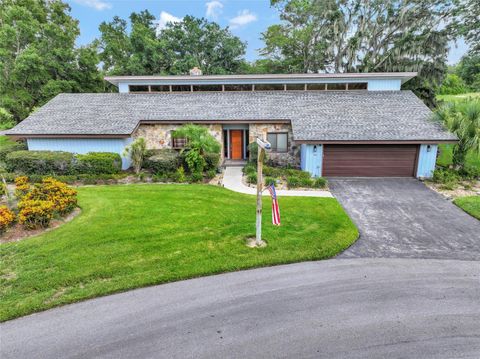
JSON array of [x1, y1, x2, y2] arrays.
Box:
[[5, 151, 75, 175], [0, 206, 15, 233], [206, 169, 217, 179], [184, 149, 206, 173], [172, 167, 186, 182], [246, 172, 257, 184], [299, 177, 314, 187], [243, 163, 256, 175], [14, 176, 30, 199], [124, 138, 147, 174], [248, 142, 268, 164], [17, 199, 55, 229], [143, 149, 180, 174], [0, 141, 27, 161], [204, 152, 220, 171], [189, 171, 203, 183], [287, 176, 301, 188], [76, 152, 122, 174], [313, 177, 328, 188], [264, 176, 276, 185], [432, 168, 461, 189]]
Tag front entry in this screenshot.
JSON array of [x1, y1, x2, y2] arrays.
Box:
[[230, 130, 243, 160]]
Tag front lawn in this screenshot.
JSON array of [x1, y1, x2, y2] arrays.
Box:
[[454, 196, 480, 220], [0, 184, 358, 321]]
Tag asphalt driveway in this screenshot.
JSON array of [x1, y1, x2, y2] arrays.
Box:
[[330, 178, 480, 260]]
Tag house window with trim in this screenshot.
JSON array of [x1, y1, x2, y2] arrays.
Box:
[[171, 132, 187, 149], [267, 133, 288, 152]]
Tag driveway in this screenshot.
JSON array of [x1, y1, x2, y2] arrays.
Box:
[[1, 258, 479, 359], [329, 178, 480, 260]]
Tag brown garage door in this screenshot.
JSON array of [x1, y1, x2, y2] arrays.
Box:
[[323, 145, 418, 177]]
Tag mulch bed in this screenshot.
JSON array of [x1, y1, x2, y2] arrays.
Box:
[[0, 207, 81, 243]]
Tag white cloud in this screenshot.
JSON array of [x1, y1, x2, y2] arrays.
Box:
[[74, 0, 112, 11], [229, 10, 257, 29], [206, 1, 223, 19], [156, 11, 182, 33]]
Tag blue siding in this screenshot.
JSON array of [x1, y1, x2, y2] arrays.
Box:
[[27, 138, 133, 170], [367, 79, 401, 91], [300, 144, 323, 177], [416, 144, 438, 178]]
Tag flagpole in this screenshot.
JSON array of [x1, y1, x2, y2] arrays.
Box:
[[256, 146, 265, 246]]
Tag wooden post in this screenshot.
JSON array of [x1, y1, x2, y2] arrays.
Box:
[[256, 147, 265, 245]]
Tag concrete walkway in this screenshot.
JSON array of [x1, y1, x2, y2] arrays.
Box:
[[222, 166, 332, 197]]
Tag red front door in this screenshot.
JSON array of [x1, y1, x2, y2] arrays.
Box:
[[231, 130, 243, 159]]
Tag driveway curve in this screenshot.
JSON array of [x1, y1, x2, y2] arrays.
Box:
[[2, 258, 479, 359]]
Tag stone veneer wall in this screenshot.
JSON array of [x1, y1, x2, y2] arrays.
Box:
[[133, 123, 224, 161], [248, 123, 299, 167]]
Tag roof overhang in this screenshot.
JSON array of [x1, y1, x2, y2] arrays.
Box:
[[296, 140, 458, 144], [105, 72, 418, 87]]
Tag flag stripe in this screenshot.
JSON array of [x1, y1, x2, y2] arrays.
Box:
[[266, 184, 281, 225]]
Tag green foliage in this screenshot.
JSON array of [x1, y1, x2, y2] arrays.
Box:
[[0, 139, 27, 161], [243, 163, 257, 175], [206, 169, 216, 179], [434, 101, 480, 168], [189, 171, 203, 183], [0, 0, 103, 122], [248, 142, 268, 164], [438, 74, 468, 95], [175, 167, 186, 182], [184, 149, 206, 173], [456, 53, 480, 91], [204, 152, 220, 171], [246, 172, 257, 184], [143, 149, 180, 174], [264, 176, 276, 185], [313, 177, 328, 189], [432, 168, 461, 189], [124, 138, 147, 174], [299, 177, 314, 187], [0, 108, 15, 130], [76, 152, 122, 174], [286, 176, 300, 188], [261, 0, 454, 106], [5, 151, 76, 175], [97, 13, 247, 75]]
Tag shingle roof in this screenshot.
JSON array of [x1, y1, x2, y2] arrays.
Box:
[[7, 91, 456, 142]]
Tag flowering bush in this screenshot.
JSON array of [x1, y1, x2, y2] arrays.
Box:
[[0, 206, 15, 233], [14, 176, 30, 199], [15, 177, 78, 229], [17, 199, 55, 229]]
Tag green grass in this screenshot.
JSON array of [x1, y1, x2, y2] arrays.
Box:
[[454, 196, 480, 220], [437, 92, 480, 103], [0, 184, 358, 321], [437, 144, 480, 170]]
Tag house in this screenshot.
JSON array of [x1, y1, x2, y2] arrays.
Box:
[[6, 71, 456, 178]]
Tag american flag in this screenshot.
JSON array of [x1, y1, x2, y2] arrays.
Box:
[[266, 184, 281, 226]]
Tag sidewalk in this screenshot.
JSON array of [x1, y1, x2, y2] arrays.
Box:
[[222, 166, 333, 197]]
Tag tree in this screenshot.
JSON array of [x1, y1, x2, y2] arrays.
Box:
[[0, 0, 103, 122], [96, 13, 247, 76], [456, 52, 480, 91], [438, 74, 468, 95], [173, 124, 221, 173], [457, 0, 480, 54], [434, 101, 480, 168], [261, 0, 456, 105]]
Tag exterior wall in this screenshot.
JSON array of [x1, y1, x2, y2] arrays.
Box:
[[26, 137, 133, 169], [132, 123, 224, 161], [118, 83, 129, 93], [300, 144, 323, 177], [248, 123, 299, 167], [367, 79, 401, 91], [416, 144, 438, 178]]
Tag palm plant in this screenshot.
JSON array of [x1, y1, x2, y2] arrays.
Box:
[[434, 101, 480, 168], [123, 137, 147, 174]]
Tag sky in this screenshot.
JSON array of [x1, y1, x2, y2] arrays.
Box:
[[66, 0, 468, 65]]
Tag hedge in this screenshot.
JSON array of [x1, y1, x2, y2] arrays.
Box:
[[5, 150, 122, 175], [0, 141, 27, 161], [143, 149, 180, 173], [6, 151, 76, 175], [76, 152, 122, 174]]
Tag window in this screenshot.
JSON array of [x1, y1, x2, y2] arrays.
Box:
[[150, 85, 171, 92], [172, 132, 187, 149], [192, 84, 223, 91], [129, 85, 149, 92], [327, 83, 347, 90], [267, 133, 288, 152], [307, 83, 326, 91], [347, 82, 368, 90], [171, 85, 192, 92], [254, 84, 285, 91], [224, 84, 253, 91], [286, 84, 305, 91]]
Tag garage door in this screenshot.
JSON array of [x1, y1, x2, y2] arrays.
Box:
[[323, 145, 418, 177]]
